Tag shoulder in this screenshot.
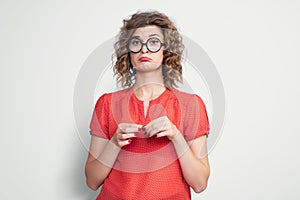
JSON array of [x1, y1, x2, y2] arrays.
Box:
[[95, 88, 132, 105], [171, 88, 205, 106], [97, 88, 130, 103], [171, 88, 196, 97]]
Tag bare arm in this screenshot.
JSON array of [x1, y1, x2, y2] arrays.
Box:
[[144, 116, 210, 193], [85, 136, 120, 190], [85, 123, 141, 190], [172, 133, 210, 193]]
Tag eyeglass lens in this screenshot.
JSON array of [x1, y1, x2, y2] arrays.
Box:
[[128, 38, 163, 53]]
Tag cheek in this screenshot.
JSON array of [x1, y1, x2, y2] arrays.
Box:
[[155, 51, 164, 64], [130, 54, 138, 66]]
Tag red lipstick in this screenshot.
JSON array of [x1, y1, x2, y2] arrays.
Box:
[[139, 57, 152, 62]]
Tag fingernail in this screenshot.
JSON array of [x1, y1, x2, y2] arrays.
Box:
[[138, 127, 146, 132], [144, 132, 149, 138], [128, 139, 132, 144]]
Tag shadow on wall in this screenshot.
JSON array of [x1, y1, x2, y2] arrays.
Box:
[[57, 130, 99, 200]]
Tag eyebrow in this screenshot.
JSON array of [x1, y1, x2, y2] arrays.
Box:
[[149, 34, 161, 38], [131, 33, 162, 39]]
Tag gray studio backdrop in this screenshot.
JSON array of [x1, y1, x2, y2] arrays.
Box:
[[1, 0, 299, 200]]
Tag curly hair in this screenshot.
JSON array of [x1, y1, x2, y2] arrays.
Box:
[[113, 11, 184, 89]]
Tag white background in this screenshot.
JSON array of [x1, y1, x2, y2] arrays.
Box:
[[1, 0, 300, 199]]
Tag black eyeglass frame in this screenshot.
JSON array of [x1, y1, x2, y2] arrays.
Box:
[[127, 37, 166, 53]]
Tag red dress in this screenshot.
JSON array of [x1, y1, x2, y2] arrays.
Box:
[[90, 88, 210, 200]]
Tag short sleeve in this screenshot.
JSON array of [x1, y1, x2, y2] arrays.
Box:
[[89, 94, 110, 139], [183, 95, 210, 141]]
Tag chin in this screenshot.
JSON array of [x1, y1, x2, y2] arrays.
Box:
[[134, 64, 162, 72]]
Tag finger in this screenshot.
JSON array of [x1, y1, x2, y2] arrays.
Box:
[[156, 131, 168, 138], [145, 121, 166, 137], [143, 118, 160, 130], [146, 127, 160, 137], [123, 127, 142, 133], [119, 124, 143, 132], [117, 139, 132, 147], [144, 119, 158, 135], [144, 116, 169, 129], [146, 127, 159, 137], [148, 127, 168, 137], [118, 133, 136, 140], [119, 123, 143, 129]]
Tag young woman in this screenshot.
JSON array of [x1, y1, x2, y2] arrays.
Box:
[[85, 11, 210, 200]]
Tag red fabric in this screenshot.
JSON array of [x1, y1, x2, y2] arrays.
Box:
[[89, 88, 210, 200]]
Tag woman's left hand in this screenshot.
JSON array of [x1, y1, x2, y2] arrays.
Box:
[[143, 116, 179, 140]]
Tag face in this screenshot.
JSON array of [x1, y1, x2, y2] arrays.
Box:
[[129, 25, 164, 72]]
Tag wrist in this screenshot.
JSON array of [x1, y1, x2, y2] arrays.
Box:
[[97, 140, 121, 168], [171, 131, 189, 158], [169, 125, 180, 141], [111, 135, 119, 147]]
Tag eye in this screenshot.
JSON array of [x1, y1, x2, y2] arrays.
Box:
[[130, 39, 141, 46], [148, 38, 160, 45]]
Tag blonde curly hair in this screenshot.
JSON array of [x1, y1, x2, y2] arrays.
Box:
[[113, 11, 184, 89]]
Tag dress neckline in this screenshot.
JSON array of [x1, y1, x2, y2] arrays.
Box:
[[130, 87, 169, 103]]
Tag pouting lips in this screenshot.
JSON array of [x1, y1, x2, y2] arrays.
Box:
[[139, 57, 152, 62]]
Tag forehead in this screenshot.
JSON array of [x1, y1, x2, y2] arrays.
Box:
[[131, 25, 164, 39]]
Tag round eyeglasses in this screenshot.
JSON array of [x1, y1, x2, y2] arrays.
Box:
[[127, 37, 165, 53]]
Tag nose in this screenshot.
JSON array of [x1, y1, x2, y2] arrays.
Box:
[[141, 43, 148, 53]]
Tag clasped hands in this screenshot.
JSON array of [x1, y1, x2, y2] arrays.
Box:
[[112, 116, 179, 148]]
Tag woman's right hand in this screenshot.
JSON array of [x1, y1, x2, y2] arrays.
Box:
[[112, 123, 143, 148]]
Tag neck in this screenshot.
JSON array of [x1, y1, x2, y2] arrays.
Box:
[[133, 68, 166, 101]]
